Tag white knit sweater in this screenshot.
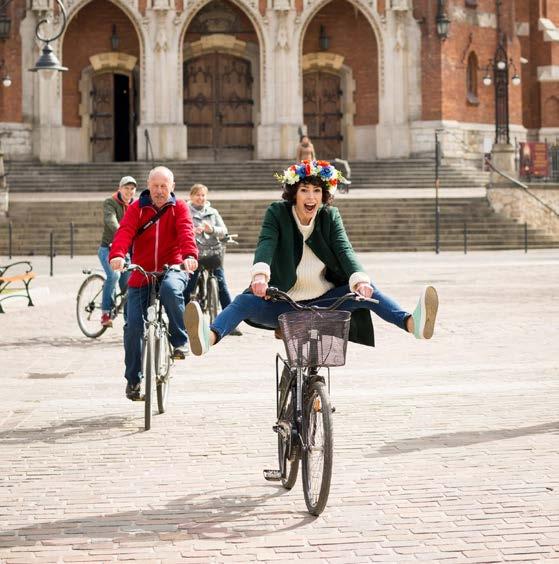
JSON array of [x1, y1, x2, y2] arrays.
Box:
[[251, 207, 370, 300]]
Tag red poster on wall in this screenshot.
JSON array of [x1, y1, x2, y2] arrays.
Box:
[[519, 142, 549, 179]]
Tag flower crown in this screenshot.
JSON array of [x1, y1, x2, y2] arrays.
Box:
[[274, 159, 347, 194]]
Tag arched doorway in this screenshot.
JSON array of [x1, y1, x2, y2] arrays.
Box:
[[62, 0, 140, 162], [302, 0, 379, 160], [183, 0, 259, 161], [303, 70, 343, 159], [90, 70, 137, 162]]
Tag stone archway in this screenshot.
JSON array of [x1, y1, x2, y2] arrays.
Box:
[[62, 0, 141, 162], [301, 0, 379, 160]]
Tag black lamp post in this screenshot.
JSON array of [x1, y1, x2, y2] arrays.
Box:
[[29, 0, 68, 75], [436, 0, 450, 40], [481, 0, 521, 145]]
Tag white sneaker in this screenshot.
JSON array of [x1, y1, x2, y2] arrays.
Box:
[[184, 301, 211, 356], [411, 286, 438, 339]]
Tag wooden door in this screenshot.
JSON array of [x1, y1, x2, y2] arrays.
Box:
[[90, 73, 114, 163], [303, 71, 343, 160], [184, 53, 254, 161]]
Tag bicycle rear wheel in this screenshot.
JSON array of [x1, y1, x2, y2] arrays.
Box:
[[142, 324, 155, 431], [156, 326, 171, 414], [278, 366, 299, 489], [207, 275, 220, 323], [302, 379, 333, 515], [76, 274, 107, 339]]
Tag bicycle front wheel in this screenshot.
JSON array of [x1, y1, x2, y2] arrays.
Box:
[[142, 324, 155, 431], [76, 274, 107, 339], [278, 366, 299, 489], [302, 379, 333, 515], [207, 275, 220, 323], [156, 326, 171, 414]]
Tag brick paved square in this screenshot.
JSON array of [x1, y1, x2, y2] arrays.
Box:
[[1, 251, 558, 563]]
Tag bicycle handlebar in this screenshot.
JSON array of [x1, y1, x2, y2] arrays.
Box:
[[265, 286, 379, 311], [125, 263, 182, 278]]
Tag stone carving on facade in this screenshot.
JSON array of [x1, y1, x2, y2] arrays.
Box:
[[275, 12, 289, 50], [389, 0, 409, 11], [155, 25, 169, 51], [31, 0, 50, 11]]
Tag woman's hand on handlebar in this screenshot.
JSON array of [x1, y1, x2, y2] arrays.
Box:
[[355, 282, 374, 299], [251, 274, 268, 298]]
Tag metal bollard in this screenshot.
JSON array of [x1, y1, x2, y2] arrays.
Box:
[[49, 232, 54, 277], [463, 220, 468, 254], [524, 222, 528, 253], [70, 222, 74, 259], [8, 221, 12, 259]]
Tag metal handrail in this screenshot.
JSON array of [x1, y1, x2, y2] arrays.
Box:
[[144, 129, 155, 165], [485, 156, 559, 219]]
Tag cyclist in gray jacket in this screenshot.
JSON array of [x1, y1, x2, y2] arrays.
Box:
[[184, 183, 241, 335]]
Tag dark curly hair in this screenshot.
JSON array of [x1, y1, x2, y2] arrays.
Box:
[[281, 176, 332, 205]]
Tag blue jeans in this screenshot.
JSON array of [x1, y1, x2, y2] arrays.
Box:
[[185, 266, 232, 309], [210, 284, 410, 340], [98, 246, 129, 312], [123, 269, 188, 385]]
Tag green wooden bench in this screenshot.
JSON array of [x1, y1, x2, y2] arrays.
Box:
[[0, 261, 35, 313]]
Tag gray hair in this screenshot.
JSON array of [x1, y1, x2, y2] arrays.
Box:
[[148, 166, 174, 184]]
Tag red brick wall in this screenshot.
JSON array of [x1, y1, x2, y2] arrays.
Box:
[[302, 0, 378, 126], [62, 0, 140, 127], [0, 0, 24, 123]]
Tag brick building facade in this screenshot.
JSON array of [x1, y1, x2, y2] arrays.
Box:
[[0, 0, 557, 163]]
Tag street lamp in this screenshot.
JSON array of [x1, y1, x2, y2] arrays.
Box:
[[481, 0, 520, 145], [435, 0, 450, 41], [29, 0, 68, 76], [0, 59, 10, 87]]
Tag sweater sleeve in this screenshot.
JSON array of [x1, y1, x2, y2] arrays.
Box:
[[211, 208, 228, 239], [176, 201, 199, 260], [109, 204, 139, 260]]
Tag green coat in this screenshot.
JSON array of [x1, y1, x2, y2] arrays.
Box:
[[100, 195, 128, 246], [252, 200, 374, 347]]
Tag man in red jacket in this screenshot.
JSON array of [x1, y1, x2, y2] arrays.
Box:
[[110, 166, 198, 400]]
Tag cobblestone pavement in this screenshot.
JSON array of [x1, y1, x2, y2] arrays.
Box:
[[1, 250, 558, 563]]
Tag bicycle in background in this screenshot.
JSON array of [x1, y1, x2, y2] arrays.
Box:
[[193, 233, 238, 324], [76, 269, 127, 338], [333, 158, 351, 194], [263, 287, 377, 515]]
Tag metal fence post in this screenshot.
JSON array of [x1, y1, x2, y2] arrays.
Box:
[[70, 222, 74, 259], [49, 231, 54, 277], [463, 220, 468, 254], [524, 222, 528, 253], [435, 131, 441, 254], [8, 220, 12, 259]]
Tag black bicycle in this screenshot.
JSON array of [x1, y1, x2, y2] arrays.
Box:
[[126, 264, 175, 431], [263, 287, 377, 515], [76, 269, 127, 338], [193, 234, 237, 324]]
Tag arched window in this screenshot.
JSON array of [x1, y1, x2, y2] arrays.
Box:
[[467, 52, 479, 105]]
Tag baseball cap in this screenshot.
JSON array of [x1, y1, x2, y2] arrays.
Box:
[[119, 175, 137, 187]]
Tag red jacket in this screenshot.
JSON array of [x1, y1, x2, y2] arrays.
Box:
[[110, 191, 198, 287]]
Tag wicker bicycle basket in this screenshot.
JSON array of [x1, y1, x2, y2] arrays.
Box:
[[278, 309, 351, 368]]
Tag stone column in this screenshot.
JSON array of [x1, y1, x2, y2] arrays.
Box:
[[138, 2, 187, 160], [256, 0, 300, 159], [376, 5, 419, 158], [490, 143, 517, 184]]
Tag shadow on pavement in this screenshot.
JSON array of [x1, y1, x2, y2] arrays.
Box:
[[0, 486, 315, 550], [368, 420, 559, 458], [0, 336, 121, 348], [0, 414, 139, 445]]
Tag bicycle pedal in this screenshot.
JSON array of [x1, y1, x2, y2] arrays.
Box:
[[331, 406, 336, 413], [263, 469, 282, 481]]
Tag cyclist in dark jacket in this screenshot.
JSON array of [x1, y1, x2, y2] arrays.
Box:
[[98, 175, 136, 327]]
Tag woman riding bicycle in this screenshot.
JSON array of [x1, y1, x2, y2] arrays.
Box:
[[184, 183, 241, 335], [184, 159, 439, 356]]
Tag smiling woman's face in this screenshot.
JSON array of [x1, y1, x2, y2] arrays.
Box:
[[294, 183, 323, 225]]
